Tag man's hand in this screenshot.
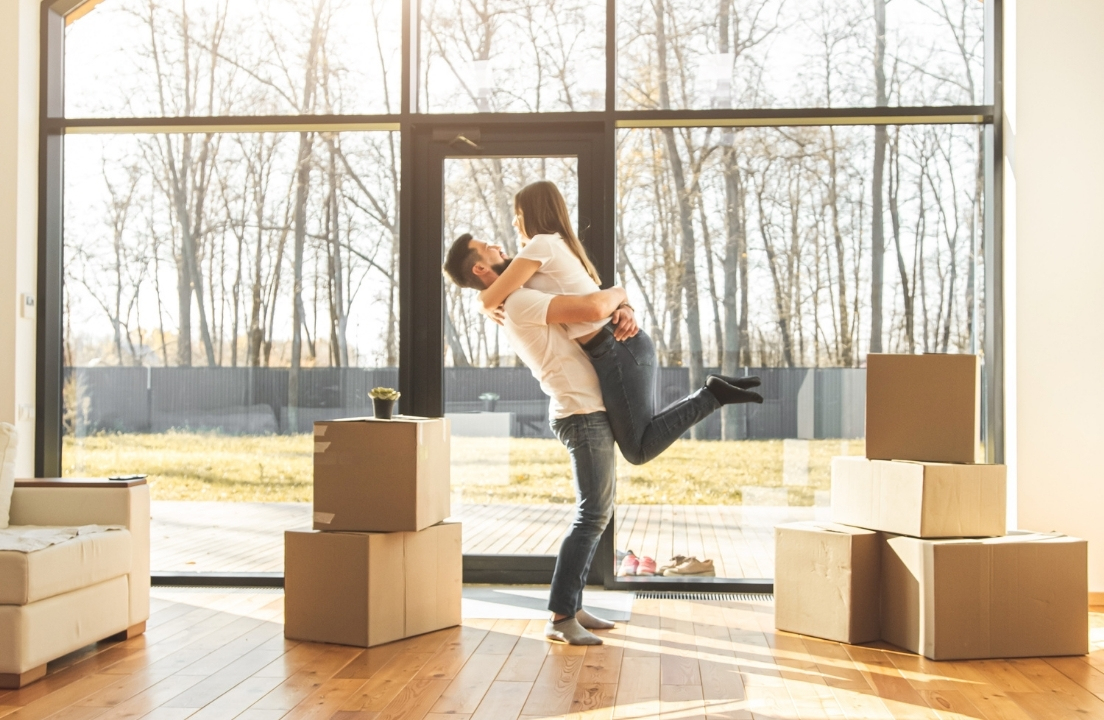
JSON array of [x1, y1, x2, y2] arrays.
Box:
[[610, 304, 639, 340], [480, 303, 506, 326]]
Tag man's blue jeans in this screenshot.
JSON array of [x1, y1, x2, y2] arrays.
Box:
[[547, 411, 616, 617], [583, 327, 720, 465]]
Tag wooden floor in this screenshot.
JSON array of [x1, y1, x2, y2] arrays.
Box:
[[2, 590, 1101, 719], [151, 502, 814, 577]]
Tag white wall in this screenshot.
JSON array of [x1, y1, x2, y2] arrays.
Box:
[[0, 0, 39, 477], [1009, 0, 1104, 592]]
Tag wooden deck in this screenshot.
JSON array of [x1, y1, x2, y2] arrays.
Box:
[[3, 588, 1102, 719], [151, 502, 820, 577]]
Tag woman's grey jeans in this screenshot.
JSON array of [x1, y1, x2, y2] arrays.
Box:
[[583, 327, 720, 465]]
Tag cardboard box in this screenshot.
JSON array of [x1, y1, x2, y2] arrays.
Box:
[[881, 531, 1088, 660], [284, 521, 462, 647], [313, 416, 450, 532], [774, 522, 880, 644], [831, 456, 1006, 538], [866, 353, 982, 464]]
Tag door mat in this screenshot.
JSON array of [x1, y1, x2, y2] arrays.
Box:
[[462, 586, 634, 621]]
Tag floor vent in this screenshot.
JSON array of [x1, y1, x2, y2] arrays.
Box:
[[634, 592, 773, 602]]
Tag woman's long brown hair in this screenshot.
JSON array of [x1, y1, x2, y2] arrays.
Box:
[[513, 180, 602, 285]]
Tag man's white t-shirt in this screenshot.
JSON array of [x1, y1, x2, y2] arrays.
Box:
[[516, 233, 608, 340], [501, 287, 605, 419]]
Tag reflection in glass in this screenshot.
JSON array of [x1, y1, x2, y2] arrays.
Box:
[[420, 0, 606, 113], [613, 124, 983, 577], [65, 0, 402, 118], [618, 0, 985, 110], [62, 131, 399, 570]]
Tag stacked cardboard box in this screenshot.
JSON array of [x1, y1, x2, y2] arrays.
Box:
[[284, 417, 461, 648], [776, 354, 1088, 660]]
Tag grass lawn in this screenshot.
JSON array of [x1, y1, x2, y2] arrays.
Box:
[[63, 432, 865, 506]]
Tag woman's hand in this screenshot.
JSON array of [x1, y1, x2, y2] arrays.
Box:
[[611, 304, 639, 340], [480, 303, 506, 326]]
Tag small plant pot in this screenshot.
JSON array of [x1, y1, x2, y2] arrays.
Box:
[[372, 397, 396, 420], [481, 399, 497, 413]]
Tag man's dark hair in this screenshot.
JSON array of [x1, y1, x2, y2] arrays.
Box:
[[443, 233, 485, 290]]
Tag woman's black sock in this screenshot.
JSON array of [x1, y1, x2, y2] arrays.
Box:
[[705, 376, 765, 406]]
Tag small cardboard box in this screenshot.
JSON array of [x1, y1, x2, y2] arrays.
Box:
[[881, 531, 1089, 660], [313, 416, 450, 532], [284, 521, 462, 647], [774, 522, 881, 644], [831, 456, 1006, 538], [866, 353, 982, 464]]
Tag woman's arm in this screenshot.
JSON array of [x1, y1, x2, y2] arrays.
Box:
[[479, 257, 541, 310]]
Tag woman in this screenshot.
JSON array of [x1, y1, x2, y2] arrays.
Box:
[[478, 180, 762, 465]]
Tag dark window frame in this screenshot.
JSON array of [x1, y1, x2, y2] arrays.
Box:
[[37, 0, 1003, 591]]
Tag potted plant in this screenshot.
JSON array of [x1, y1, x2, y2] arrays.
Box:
[[369, 387, 400, 419], [479, 391, 500, 412]]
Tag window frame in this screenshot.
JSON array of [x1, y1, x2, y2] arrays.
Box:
[[37, 0, 1003, 591]]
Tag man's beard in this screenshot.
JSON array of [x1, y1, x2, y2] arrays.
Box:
[[491, 258, 512, 275]]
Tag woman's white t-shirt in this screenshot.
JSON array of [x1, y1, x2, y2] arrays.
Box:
[[515, 233, 608, 339]]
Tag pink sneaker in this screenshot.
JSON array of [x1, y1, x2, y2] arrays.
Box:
[[636, 557, 657, 576], [617, 553, 639, 576]]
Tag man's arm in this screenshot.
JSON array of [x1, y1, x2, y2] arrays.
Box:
[[545, 287, 627, 325]]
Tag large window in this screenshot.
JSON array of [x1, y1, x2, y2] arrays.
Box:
[[41, 0, 1000, 586]]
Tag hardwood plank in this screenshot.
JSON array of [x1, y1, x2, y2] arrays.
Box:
[[521, 651, 586, 717], [470, 681, 532, 720], [337, 652, 434, 713], [248, 646, 363, 713], [1047, 656, 1104, 701], [374, 677, 451, 720], [843, 645, 941, 719], [578, 646, 623, 686], [571, 682, 617, 719], [612, 657, 659, 720], [497, 621, 551, 683], [429, 653, 508, 715], [280, 678, 367, 720]]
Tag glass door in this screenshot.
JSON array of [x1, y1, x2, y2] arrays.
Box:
[[405, 124, 612, 581]]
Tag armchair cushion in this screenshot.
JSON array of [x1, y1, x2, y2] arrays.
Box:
[[0, 423, 15, 529], [0, 529, 132, 605]]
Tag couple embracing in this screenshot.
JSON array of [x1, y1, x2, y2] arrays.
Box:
[[443, 181, 762, 645]]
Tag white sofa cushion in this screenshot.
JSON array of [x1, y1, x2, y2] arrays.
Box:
[[0, 423, 15, 529], [0, 528, 132, 605], [0, 575, 130, 675]]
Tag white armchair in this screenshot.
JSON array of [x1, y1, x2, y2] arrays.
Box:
[[0, 478, 150, 688]]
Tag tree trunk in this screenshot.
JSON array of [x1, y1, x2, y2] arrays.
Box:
[[287, 0, 325, 432], [869, 0, 887, 354], [827, 128, 853, 366], [888, 129, 914, 352], [721, 145, 746, 439], [656, 0, 705, 435]]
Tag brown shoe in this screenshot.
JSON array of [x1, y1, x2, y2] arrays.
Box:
[[657, 555, 688, 574], [661, 557, 716, 577]]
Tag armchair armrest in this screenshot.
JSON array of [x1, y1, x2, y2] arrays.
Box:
[[10, 479, 148, 529]]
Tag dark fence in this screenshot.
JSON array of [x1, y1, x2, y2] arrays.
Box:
[[67, 366, 865, 440]]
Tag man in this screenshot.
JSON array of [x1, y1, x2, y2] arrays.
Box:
[[444, 234, 628, 645]]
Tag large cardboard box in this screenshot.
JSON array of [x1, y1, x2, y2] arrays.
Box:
[[866, 353, 982, 464], [831, 456, 1006, 538], [313, 416, 450, 532], [881, 532, 1088, 660], [284, 521, 462, 647], [774, 522, 880, 644]]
